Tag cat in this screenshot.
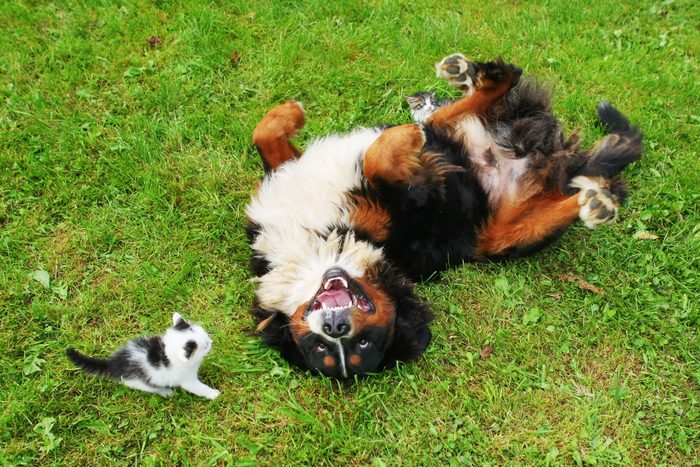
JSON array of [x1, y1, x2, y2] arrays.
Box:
[[66, 313, 220, 399], [406, 91, 454, 124]]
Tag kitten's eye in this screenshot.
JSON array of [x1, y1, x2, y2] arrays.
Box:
[[358, 339, 371, 350], [315, 343, 327, 353]]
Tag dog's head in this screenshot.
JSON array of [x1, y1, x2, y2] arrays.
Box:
[[254, 262, 432, 378]]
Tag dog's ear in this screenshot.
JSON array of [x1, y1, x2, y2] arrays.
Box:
[[377, 265, 433, 369], [252, 300, 309, 371]]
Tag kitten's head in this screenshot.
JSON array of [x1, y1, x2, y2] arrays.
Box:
[[406, 91, 437, 123], [164, 313, 213, 366]]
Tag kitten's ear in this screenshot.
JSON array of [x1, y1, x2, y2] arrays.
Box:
[[429, 91, 437, 98], [406, 93, 421, 106], [180, 340, 197, 362], [172, 312, 190, 330]]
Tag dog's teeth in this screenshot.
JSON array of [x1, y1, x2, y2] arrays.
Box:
[[323, 277, 349, 290]]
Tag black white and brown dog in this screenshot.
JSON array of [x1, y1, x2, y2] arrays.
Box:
[[245, 54, 642, 378]]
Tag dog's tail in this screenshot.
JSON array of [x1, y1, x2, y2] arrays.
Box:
[[579, 101, 643, 179], [66, 348, 116, 378]]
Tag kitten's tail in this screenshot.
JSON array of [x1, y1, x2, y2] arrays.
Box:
[[66, 348, 114, 378]]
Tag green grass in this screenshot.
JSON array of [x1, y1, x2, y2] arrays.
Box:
[[1, 0, 698, 464]]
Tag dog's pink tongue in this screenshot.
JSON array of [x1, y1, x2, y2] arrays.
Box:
[[317, 289, 352, 308]]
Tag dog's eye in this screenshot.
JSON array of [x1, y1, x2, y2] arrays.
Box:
[[358, 339, 371, 350], [315, 343, 327, 353], [358, 297, 372, 312]]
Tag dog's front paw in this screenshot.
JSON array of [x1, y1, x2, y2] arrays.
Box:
[[435, 54, 477, 92], [571, 176, 620, 228], [268, 100, 305, 138]]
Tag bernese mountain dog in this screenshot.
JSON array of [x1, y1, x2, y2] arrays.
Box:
[[245, 55, 643, 378]]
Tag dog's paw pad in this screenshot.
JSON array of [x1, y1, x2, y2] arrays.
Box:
[[571, 176, 620, 229], [435, 54, 477, 91]]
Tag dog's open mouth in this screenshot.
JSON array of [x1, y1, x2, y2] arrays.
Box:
[[305, 269, 374, 317]]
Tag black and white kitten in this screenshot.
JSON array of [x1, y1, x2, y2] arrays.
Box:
[[406, 91, 454, 123], [66, 313, 220, 399]]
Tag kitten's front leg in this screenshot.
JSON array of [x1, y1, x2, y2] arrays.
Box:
[[180, 379, 221, 399]]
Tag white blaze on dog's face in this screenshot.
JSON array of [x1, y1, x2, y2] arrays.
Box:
[[287, 268, 397, 378]]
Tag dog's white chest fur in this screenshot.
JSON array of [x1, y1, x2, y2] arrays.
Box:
[[247, 128, 384, 316]]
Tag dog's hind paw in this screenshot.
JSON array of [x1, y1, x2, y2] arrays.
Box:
[[570, 176, 620, 229]]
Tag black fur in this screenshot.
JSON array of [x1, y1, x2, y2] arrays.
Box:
[[143, 336, 170, 368], [173, 317, 191, 331], [374, 263, 433, 368], [247, 222, 272, 277], [249, 59, 643, 378], [254, 143, 273, 173], [66, 336, 170, 380], [596, 100, 632, 133], [183, 340, 197, 359], [378, 79, 631, 278], [375, 124, 491, 279], [66, 346, 147, 381], [252, 300, 307, 370], [253, 263, 433, 375], [581, 101, 643, 179]]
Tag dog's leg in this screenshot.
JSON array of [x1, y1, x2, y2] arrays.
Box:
[[252, 100, 306, 172], [475, 193, 580, 258], [428, 56, 521, 127], [363, 123, 426, 186], [475, 176, 623, 258]]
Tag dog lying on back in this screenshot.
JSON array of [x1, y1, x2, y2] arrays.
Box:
[[246, 54, 642, 378]]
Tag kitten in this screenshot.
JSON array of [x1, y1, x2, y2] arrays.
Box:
[[66, 313, 220, 399], [406, 91, 453, 124]]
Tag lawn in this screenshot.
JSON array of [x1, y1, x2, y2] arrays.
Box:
[[1, 0, 698, 464]]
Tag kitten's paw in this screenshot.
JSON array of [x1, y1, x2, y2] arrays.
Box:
[[159, 388, 175, 397], [435, 54, 477, 92], [570, 176, 620, 228], [205, 389, 221, 400]]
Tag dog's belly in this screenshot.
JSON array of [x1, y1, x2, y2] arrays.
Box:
[[454, 117, 528, 205]]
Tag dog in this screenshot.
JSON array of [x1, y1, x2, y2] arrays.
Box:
[[245, 55, 643, 378]]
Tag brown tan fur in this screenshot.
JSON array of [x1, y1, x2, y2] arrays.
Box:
[[348, 195, 391, 242], [289, 301, 311, 344], [350, 277, 396, 335], [323, 355, 336, 368], [252, 100, 305, 171], [363, 124, 425, 185], [476, 193, 581, 257], [427, 70, 518, 127]]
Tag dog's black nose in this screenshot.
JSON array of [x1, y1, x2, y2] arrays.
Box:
[[322, 313, 351, 338]]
